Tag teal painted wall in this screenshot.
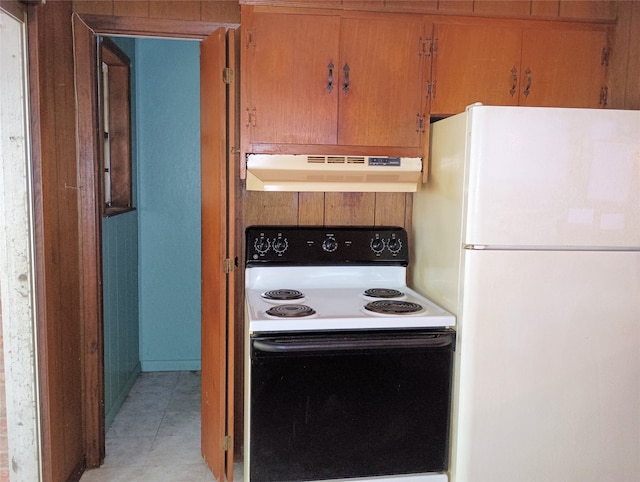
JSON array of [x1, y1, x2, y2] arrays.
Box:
[[102, 212, 140, 429], [136, 38, 202, 371], [103, 36, 140, 430]]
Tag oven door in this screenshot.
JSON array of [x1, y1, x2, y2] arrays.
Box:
[[249, 330, 455, 482]]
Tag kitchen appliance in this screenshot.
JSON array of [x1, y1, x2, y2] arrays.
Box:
[[244, 226, 455, 482], [245, 154, 422, 192], [411, 104, 640, 482]]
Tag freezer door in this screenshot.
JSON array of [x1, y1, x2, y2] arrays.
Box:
[[463, 106, 640, 248], [451, 249, 640, 482]]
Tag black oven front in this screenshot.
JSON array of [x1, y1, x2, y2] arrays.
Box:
[[248, 329, 455, 482]]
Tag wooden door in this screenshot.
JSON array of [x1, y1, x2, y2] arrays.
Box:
[[201, 27, 236, 482], [338, 15, 427, 149], [225, 28, 238, 482], [431, 23, 522, 116], [519, 28, 608, 108], [244, 11, 340, 147]]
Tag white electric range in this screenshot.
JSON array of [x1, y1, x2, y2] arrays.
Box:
[[244, 226, 455, 482]]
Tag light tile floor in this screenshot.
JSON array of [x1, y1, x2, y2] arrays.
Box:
[[80, 371, 244, 482]]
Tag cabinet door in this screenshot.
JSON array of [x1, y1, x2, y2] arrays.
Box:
[[519, 28, 607, 108], [245, 12, 340, 145], [431, 23, 522, 116], [338, 16, 427, 148]]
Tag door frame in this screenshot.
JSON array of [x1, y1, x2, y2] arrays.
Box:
[[0, 3, 42, 479], [71, 12, 238, 470]]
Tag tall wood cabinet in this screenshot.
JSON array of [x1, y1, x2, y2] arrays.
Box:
[[431, 21, 609, 116], [241, 6, 431, 158]]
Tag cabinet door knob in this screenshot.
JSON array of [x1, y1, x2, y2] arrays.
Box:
[[327, 62, 334, 93], [510, 66, 518, 97], [343, 64, 350, 94], [523, 68, 532, 97]]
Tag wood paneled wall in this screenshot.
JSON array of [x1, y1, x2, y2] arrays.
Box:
[[73, 0, 240, 22], [242, 191, 412, 228]]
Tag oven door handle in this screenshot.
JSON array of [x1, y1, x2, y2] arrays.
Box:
[[252, 333, 454, 354]]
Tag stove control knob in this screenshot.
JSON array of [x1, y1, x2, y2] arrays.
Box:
[[254, 237, 271, 254], [387, 237, 402, 254], [272, 237, 288, 254], [370, 238, 385, 254], [322, 237, 338, 252]]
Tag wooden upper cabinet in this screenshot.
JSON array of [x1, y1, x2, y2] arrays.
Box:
[[431, 21, 609, 115], [431, 23, 522, 116], [338, 16, 428, 147], [244, 12, 340, 145], [519, 28, 608, 108], [241, 6, 430, 156]]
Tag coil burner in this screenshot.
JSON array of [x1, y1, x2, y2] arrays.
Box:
[[265, 304, 316, 318], [262, 289, 305, 301], [364, 300, 424, 315], [363, 288, 404, 299]]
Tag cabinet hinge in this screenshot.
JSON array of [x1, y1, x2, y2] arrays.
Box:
[[224, 258, 234, 274], [599, 85, 609, 106], [601, 47, 610, 66], [222, 435, 232, 451], [223, 67, 233, 85], [230, 146, 241, 162], [419, 37, 432, 57], [246, 29, 256, 49], [245, 107, 257, 128]]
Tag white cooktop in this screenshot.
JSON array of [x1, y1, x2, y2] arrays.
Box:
[[245, 266, 455, 333]]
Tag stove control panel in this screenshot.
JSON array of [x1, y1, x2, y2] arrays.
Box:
[[246, 226, 409, 265]]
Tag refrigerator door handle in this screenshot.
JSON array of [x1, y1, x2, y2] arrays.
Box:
[[464, 244, 640, 252], [464, 244, 488, 250]]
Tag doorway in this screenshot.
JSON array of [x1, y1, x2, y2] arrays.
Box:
[[101, 35, 203, 431], [72, 15, 237, 482], [96, 34, 206, 476]]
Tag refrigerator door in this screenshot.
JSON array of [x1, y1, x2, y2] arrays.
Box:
[[451, 249, 640, 482], [463, 106, 640, 248]]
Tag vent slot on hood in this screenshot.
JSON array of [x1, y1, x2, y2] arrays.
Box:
[[308, 155, 366, 165]]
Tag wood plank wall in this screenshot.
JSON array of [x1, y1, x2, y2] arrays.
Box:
[[73, 0, 240, 22], [25, 0, 639, 480]]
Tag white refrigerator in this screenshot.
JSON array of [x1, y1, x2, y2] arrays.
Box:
[[411, 104, 640, 482]]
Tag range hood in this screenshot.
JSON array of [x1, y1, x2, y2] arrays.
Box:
[[245, 154, 422, 192]]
